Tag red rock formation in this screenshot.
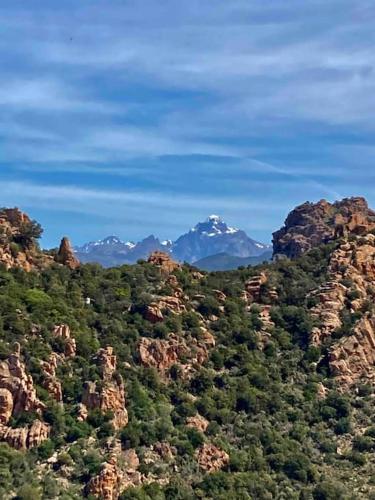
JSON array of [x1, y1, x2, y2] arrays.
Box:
[[40, 353, 63, 402], [273, 197, 375, 259], [53, 324, 76, 357], [186, 414, 209, 433], [139, 330, 214, 376], [55, 237, 80, 270], [0, 419, 50, 450], [0, 388, 13, 424], [213, 289, 226, 302], [243, 273, 277, 306], [329, 315, 375, 388], [0, 346, 50, 449], [86, 456, 122, 500], [0, 208, 49, 271], [147, 251, 180, 274], [82, 347, 128, 430], [139, 337, 185, 372], [0, 345, 45, 417], [145, 296, 186, 324], [308, 235, 375, 389], [309, 235, 375, 346], [196, 443, 229, 472]]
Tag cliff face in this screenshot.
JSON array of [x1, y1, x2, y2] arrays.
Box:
[[273, 197, 375, 259], [308, 234, 375, 389], [0, 344, 50, 449], [82, 347, 128, 430]]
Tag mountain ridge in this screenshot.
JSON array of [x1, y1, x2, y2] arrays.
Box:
[[75, 215, 270, 267]]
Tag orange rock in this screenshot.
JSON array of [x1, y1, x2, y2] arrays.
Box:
[[0, 419, 50, 450], [0, 347, 45, 419], [273, 197, 375, 259], [186, 414, 209, 433], [55, 237, 80, 270], [196, 443, 229, 472], [82, 347, 128, 430], [53, 324, 76, 357], [86, 457, 122, 500], [147, 251, 180, 274]]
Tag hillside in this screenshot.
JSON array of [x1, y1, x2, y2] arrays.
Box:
[[193, 250, 272, 271], [0, 199, 374, 499]]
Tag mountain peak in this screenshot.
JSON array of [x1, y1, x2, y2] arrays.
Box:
[[206, 214, 222, 223]]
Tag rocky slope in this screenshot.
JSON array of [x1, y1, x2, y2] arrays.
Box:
[[0, 203, 375, 498]]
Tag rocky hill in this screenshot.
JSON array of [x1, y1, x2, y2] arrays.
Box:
[[0, 202, 374, 499], [74, 215, 269, 268], [0, 207, 79, 272], [273, 197, 375, 259]]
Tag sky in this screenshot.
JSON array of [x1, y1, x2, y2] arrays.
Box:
[[1, 0, 375, 247]]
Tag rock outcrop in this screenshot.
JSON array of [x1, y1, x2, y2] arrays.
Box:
[[0, 345, 45, 417], [53, 324, 76, 357], [139, 330, 214, 376], [147, 251, 180, 274], [186, 414, 209, 433], [196, 443, 229, 472], [0, 346, 50, 449], [40, 353, 63, 402], [329, 315, 375, 388], [308, 234, 375, 389], [86, 456, 122, 500], [82, 347, 128, 430], [145, 296, 186, 324], [273, 197, 375, 259], [55, 237, 80, 270], [0, 419, 50, 450], [0, 208, 49, 271], [243, 273, 278, 306]]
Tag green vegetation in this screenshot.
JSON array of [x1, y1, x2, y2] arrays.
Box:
[[0, 241, 373, 498]]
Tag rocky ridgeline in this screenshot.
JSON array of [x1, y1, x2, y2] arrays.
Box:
[[0, 207, 79, 271], [308, 234, 375, 389], [273, 197, 375, 259]]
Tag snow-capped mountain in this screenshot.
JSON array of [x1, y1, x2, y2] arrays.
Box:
[[75, 235, 171, 267], [74, 216, 270, 267], [172, 215, 269, 263]]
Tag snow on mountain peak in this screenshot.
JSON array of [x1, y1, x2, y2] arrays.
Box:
[[207, 214, 221, 223]]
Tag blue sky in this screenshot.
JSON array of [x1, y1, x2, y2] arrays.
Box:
[[1, 0, 375, 247]]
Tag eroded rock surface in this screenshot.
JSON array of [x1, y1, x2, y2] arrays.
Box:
[[273, 197, 375, 259], [147, 251, 180, 274], [329, 315, 375, 388], [145, 296, 186, 324], [0, 419, 50, 450], [0, 346, 50, 449], [55, 237, 80, 270], [196, 443, 229, 472], [86, 456, 122, 500], [139, 331, 214, 376], [308, 235, 375, 389], [0, 345, 45, 417], [82, 347, 128, 430]]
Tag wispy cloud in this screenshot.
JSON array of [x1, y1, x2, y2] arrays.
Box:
[[0, 0, 373, 245]]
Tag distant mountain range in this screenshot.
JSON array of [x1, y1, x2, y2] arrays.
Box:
[[74, 215, 270, 269], [193, 251, 272, 271]]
